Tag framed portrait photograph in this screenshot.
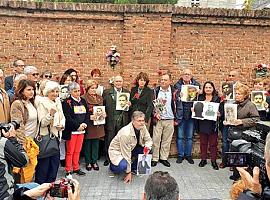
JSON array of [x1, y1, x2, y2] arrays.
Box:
[[251, 91, 266, 111], [93, 106, 106, 125], [181, 85, 199, 102], [203, 102, 220, 121], [192, 101, 205, 120], [221, 82, 235, 100], [224, 103, 237, 125], [59, 85, 70, 101], [137, 154, 152, 175], [116, 92, 130, 111]]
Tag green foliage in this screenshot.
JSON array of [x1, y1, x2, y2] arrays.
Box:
[[138, 0, 177, 4]]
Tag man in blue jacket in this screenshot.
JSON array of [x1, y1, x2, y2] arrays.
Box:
[[174, 68, 200, 164]]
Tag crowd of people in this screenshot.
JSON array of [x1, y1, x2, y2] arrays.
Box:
[[0, 58, 270, 199]]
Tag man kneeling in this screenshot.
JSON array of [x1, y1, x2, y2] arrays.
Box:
[[108, 111, 152, 183]]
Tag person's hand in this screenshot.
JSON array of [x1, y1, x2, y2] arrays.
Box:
[[2, 128, 16, 138], [264, 102, 269, 109], [237, 167, 262, 195], [78, 124, 85, 131], [23, 183, 52, 199], [155, 113, 161, 120], [127, 101, 131, 107], [90, 115, 97, 121], [56, 125, 64, 131], [217, 111, 221, 117], [68, 179, 80, 200], [233, 119, 243, 126], [50, 108, 57, 117], [124, 172, 132, 184], [180, 92, 183, 97], [198, 89, 202, 94], [191, 107, 194, 112]]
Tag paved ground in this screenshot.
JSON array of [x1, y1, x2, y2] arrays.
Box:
[[57, 158, 233, 200]]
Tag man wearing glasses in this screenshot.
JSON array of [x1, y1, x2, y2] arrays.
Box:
[[174, 68, 200, 165], [4, 59, 25, 92], [24, 65, 40, 94]]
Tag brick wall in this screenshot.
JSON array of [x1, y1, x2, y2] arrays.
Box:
[[0, 1, 270, 156]]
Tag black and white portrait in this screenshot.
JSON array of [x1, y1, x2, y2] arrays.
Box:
[[59, 85, 70, 101], [116, 92, 130, 111], [251, 91, 266, 111], [137, 154, 151, 175], [203, 102, 220, 121], [93, 106, 106, 125], [224, 103, 237, 125], [221, 82, 234, 100]]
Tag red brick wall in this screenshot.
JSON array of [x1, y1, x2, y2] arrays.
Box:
[[0, 1, 270, 156]]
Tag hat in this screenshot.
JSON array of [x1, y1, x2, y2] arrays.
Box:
[[23, 66, 38, 75], [43, 81, 60, 96]]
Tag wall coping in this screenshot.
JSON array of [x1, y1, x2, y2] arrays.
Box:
[[0, 0, 270, 19]]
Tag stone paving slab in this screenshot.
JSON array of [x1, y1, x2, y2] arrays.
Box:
[[57, 158, 233, 200]]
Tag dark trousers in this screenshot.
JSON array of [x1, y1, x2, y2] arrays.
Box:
[[35, 152, 60, 184], [110, 145, 144, 173], [199, 133, 218, 161], [105, 130, 117, 161], [84, 139, 99, 164]]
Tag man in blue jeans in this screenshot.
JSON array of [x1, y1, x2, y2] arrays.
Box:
[[174, 68, 200, 164], [108, 111, 152, 183]]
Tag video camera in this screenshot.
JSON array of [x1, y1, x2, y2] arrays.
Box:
[[224, 121, 270, 188], [0, 121, 20, 133]]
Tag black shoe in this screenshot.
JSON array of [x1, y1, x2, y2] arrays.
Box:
[[229, 175, 239, 181], [185, 156, 194, 164], [159, 159, 170, 167], [60, 160, 65, 167], [176, 157, 183, 164], [92, 163, 99, 171], [198, 160, 207, 167], [103, 160, 109, 166], [86, 164, 92, 171], [211, 161, 219, 170], [151, 161, 158, 167], [73, 169, 86, 176]]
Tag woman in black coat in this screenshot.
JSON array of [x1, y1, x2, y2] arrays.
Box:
[[130, 72, 153, 129], [195, 81, 220, 170]]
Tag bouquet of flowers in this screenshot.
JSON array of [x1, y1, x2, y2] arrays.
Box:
[[106, 45, 120, 70], [153, 98, 167, 114], [255, 63, 269, 78]]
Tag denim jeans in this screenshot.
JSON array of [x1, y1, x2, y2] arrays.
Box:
[[110, 159, 128, 174], [177, 119, 194, 157], [221, 126, 229, 158]]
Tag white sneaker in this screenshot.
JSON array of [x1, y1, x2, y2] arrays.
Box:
[[108, 170, 115, 178], [65, 172, 73, 179]]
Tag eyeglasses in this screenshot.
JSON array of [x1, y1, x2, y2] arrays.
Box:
[[45, 75, 52, 79], [32, 73, 39, 77], [229, 74, 235, 77], [73, 90, 81, 93]]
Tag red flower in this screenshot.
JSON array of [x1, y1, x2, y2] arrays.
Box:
[[66, 100, 72, 107], [133, 93, 140, 100], [162, 99, 167, 104]]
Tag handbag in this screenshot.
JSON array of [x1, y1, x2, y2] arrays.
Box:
[[35, 124, 59, 159], [227, 126, 243, 141]]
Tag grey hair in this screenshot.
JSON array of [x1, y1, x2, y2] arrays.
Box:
[[132, 111, 145, 120], [68, 82, 80, 91], [145, 171, 179, 200]]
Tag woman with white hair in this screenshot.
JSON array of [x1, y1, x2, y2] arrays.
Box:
[[62, 82, 90, 178], [35, 80, 65, 184]]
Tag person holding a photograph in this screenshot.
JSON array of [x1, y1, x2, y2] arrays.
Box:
[[152, 73, 182, 167], [130, 72, 153, 129], [194, 81, 220, 170], [108, 111, 152, 183], [103, 75, 130, 166], [174, 68, 200, 164], [83, 80, 105, 171], [91, 68, 105, 96], [225, 83, 260, 180]]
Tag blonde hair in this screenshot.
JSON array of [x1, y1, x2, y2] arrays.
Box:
[[230, 179, 247, 200], [234, 83, 250, 99], [86, 79, 98, 92]]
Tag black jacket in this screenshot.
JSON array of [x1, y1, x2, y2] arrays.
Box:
[[62, 96, 90, 141], [0, 137, 28, 200], [130, 86, 153, 122], [195, 94, 220, 134], [174, 78, 200, 120], [4, 76, 13, 92]]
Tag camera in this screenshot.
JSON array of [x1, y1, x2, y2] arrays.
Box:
[[225, 121, 270, 188], [50, 178, 75, 198], [0, 121, 20, 133]]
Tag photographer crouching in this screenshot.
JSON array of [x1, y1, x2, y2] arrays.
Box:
[[0, 122, 80, 200], [233, 133, 270, 200]]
